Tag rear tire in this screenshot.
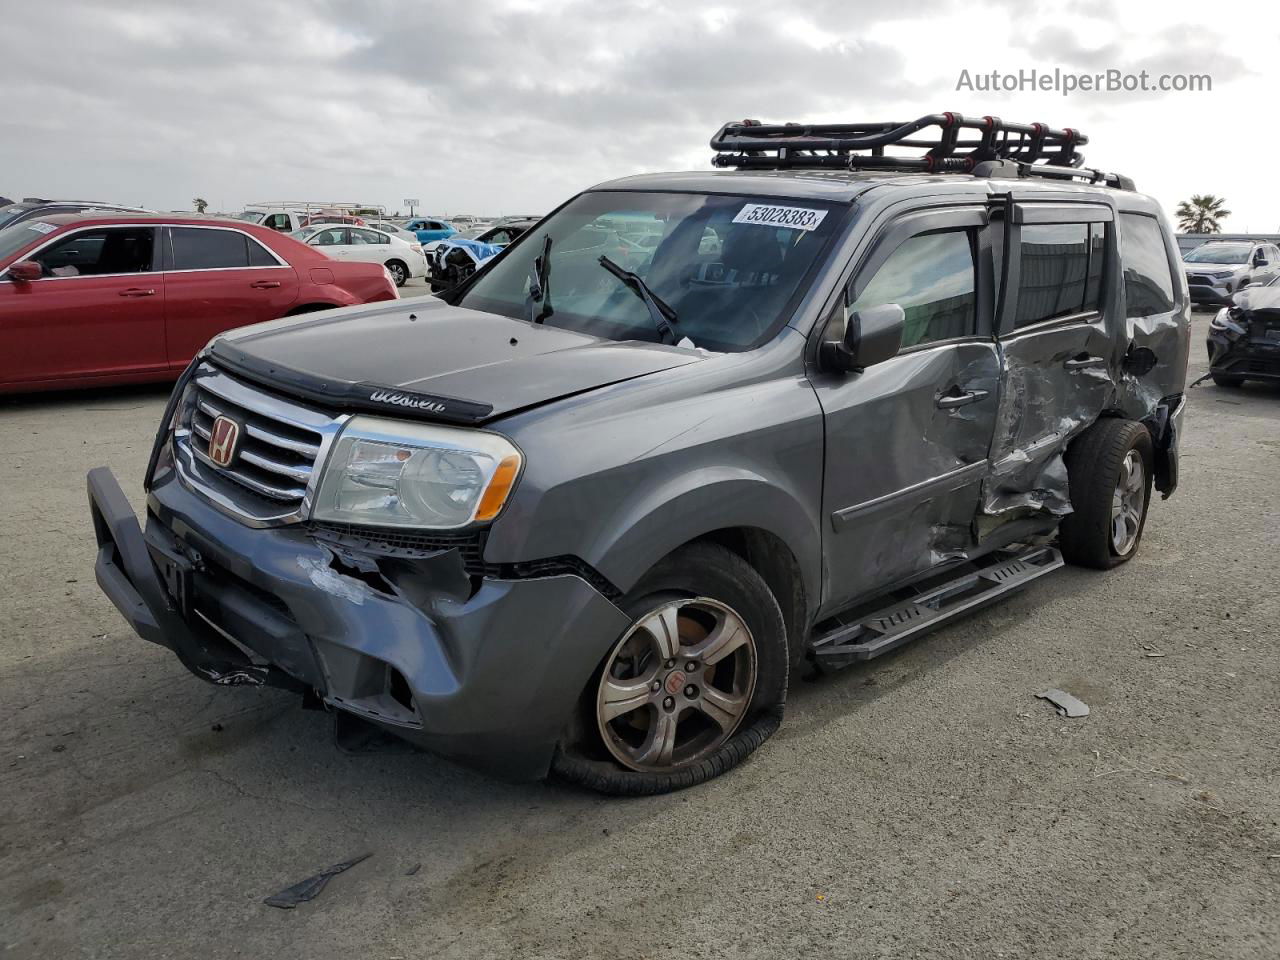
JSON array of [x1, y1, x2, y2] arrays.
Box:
[[385, 260, 408, 286], [551, 542, 787, 796], [1211, 372, 1245, 388], [1059, 418, 1154, 570]]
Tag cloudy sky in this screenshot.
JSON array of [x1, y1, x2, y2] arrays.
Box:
[[3, 0, 1275, 229]]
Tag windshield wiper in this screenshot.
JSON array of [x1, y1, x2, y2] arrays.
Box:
[[597, 255, 678, 343], [526, 235, 553, 324]]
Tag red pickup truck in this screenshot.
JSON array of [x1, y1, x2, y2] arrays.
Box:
[[0, 213, 399, 393]]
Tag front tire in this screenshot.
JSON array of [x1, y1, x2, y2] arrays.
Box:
[[1059, 418, 1154, 569], [1211, 372, 1245, 388], [551, 542, 787, 795]]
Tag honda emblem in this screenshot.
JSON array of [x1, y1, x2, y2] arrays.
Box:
[[208, 415, 241, 467]]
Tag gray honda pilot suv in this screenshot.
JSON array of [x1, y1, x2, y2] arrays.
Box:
[[89, 115, 1189, 794]]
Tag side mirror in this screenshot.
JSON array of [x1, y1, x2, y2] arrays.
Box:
[[820, 303, 905, 373], [7, 260, 41, 282]]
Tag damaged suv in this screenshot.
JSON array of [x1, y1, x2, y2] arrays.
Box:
[[1204, 276, 1280, 387], [89, 114, 1189, 795]]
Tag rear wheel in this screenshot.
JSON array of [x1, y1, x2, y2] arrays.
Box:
[[1059, 418, 1154, 569], [551, 543, 787, 795], [385, 259, 408, 286]]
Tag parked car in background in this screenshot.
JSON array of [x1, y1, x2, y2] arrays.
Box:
[[234, 207, 307, 233], [405, 217, 456, 244], [428, 219, 536, 290], [1205, 275, 1280, 387], [299, 213, 367, 228], [361, 221, 426, 248], [1182, 239, 1280, 304], [0, 213, 397, 392], [294, 225, 427, 286], [1, 198, 151, 230]]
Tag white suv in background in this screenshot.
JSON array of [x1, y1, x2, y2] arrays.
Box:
[[1182, 239, 1280, 305], [293, 224, 428, 286]]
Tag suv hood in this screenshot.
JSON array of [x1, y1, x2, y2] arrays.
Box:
[[1230, 284, 1280, 316], [207, 298, 703, 425], [1182, 260, 1248, 275]]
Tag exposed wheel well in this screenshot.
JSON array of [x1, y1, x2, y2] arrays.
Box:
[[687, 527, 809, 665], [284, 303, 338, 316]]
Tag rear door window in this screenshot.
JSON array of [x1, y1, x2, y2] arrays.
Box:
[[31, 227, 156, 277], [1118, 213, 1176, 317], [1014, 223, 1106, 328], [171, 227, 254, 270]]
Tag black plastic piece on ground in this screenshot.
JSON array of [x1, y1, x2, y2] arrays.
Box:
[[263, 853, 372, 909]]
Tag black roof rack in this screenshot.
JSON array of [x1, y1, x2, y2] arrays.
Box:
[[710, 112, 1134, 191]]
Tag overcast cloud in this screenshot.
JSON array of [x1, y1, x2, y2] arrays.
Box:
[[3, 0, 1276, 229]]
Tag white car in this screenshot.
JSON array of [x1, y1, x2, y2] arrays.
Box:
[[293, 225, 427, 286], [362, 220, 426, 247]]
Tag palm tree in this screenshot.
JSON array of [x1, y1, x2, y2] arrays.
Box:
[[192, 197, 208, 214], [1176, 195, 1231, 234]]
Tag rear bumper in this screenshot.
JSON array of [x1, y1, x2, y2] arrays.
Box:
[[88, 467, 631, 781]]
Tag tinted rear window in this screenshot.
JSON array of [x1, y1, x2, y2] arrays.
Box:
[[171, 227, 276, 269], [1014, 223, 1105, 328]]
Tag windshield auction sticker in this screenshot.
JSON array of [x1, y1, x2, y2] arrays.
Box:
[[26, 222, 57, 234], [732, 204, 828, 232]]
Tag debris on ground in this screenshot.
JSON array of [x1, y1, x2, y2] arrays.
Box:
[[263, 853, 372, 909], [1035, 689, 1090, 718], [405, 863, 421, 876]]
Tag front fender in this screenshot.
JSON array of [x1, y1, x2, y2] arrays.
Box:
[[587, 467, 822, 604]]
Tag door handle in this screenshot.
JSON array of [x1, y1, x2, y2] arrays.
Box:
[[250, 280, 281, 289], [1064, 355, 1106, 371], [119, 287, 156, 297], [935, 388, 990, 410]]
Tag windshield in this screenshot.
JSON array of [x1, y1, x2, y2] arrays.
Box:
[[0, 203, 39, 229], [1185, 243, 1251, 264], [0, 221, 56, 263], [456, 191, 841, 351], [234, 211, 266, 223]]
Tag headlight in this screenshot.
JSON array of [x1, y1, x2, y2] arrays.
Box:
[[312, 416, 522, 529]]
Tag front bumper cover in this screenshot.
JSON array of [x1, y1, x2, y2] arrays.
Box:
[[1207, 330, 1280, 381], [88, 467, 631, 781]]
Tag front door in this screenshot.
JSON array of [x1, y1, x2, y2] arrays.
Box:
[[812, 206, 1000, 615], [162, 225, 299, 366], [984, 204, 1115, 518], [0, 225, 165, 388]]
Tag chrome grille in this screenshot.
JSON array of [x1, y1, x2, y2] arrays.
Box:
[[174, 365, 346, 525]]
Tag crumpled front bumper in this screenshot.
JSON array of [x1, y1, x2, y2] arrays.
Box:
[[88, 467, 631, 781], [1207, 329, 1280, 381]]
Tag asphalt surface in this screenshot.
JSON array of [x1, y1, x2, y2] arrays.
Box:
[[2, 309, 1277, 959]]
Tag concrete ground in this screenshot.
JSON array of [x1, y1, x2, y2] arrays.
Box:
[[1, 310, 1277, 959]]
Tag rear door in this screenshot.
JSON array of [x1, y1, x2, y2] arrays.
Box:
[[813, 206, 1001, 614], [346, 227, 393, 265], [985, 202, 1114, 517], [162, 225, 299, 367], [0, 225, 165, 387]]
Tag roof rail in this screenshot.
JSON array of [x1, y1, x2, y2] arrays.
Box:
[[710, 112, 1134, 191]]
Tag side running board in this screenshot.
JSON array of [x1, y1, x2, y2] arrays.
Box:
[[809, 545, 1063, 669]]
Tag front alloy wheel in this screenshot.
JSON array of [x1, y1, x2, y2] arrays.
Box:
[[596, 597, 757, 772], [551, 542, 788, 795]]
